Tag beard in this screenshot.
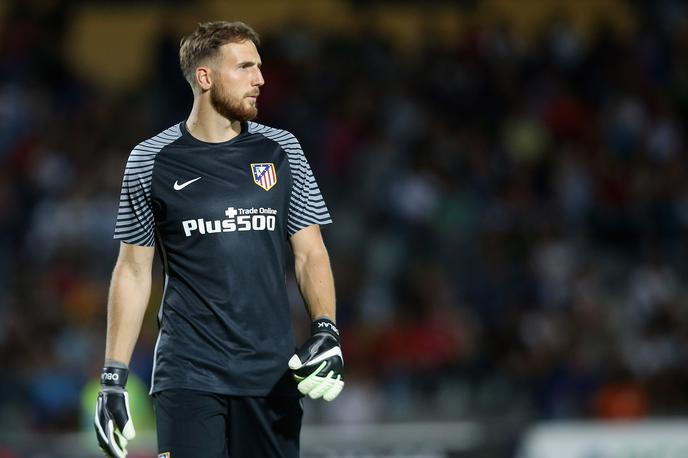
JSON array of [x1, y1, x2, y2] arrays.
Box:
[[209, 79, 258, 122]]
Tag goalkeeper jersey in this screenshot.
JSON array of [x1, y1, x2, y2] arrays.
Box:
[[113, 121, 331, 396]]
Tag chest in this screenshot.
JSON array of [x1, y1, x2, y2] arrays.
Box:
[[150, 140, 291, 229]]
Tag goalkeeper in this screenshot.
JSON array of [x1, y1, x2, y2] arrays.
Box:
[[94, 21, 343, 458]]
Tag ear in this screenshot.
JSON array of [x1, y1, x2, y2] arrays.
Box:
[[195, 66, 212, 91]]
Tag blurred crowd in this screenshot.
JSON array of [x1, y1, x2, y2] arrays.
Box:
[[2, 0, 688, 443]]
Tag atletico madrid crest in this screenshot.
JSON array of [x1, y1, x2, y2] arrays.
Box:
[[251, 163, 277, 191]]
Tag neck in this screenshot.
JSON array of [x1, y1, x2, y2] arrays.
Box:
[[185, 97, 242, 143]]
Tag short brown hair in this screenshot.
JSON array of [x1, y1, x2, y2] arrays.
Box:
[[179, 21, 260, 90]]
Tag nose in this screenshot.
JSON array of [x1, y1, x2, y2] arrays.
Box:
[[253, 67, 264, 87]]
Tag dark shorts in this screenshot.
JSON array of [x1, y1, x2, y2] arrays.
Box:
[[153, 389, 303, 458]]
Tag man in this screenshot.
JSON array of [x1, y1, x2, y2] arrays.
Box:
[[94, 21, 344, 458]]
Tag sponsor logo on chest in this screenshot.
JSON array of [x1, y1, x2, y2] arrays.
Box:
[[182, 206, 278, 237]]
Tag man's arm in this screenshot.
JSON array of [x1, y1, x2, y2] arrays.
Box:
[[288, 224, 343, 401], [290, 224, 336, 321], [105, 242, 156, 365], [95, 241, 154, 458]]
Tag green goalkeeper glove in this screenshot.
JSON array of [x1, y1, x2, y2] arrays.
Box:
[[289, 317, 344, 401]]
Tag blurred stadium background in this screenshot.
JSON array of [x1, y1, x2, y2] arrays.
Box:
[[1, 0, 688, 456]]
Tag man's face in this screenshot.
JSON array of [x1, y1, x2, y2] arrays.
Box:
[[209, 40, 264, 122]]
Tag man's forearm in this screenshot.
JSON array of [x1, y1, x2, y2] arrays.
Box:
[[105, 260, 152, 365], [290, 239, 344, 402], [295, 248, 336, 322]]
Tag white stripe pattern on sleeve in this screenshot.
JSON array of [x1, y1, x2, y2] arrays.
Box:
[[114, 124, 182, 246], [248, 122, 332, 235]]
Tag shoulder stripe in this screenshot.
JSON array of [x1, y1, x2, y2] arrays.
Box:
[[114, 124, 182, 246], [247, 122, 332, 235]]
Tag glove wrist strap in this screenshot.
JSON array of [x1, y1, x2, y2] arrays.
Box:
[[311, 317, 339, 340], [101, 366, 129, 387]]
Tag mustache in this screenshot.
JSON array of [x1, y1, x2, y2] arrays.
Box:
[[246, 90, 260, 97]]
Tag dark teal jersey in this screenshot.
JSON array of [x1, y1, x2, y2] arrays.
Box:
[[113, 121, 331, 396]]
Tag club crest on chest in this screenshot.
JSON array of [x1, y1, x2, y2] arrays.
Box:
[[251, 163, 277, 191]]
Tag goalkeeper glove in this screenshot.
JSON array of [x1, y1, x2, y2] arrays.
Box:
[[94, 365, 135, 458], [288, 317, 344, 401]]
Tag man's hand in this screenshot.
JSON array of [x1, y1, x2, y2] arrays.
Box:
[[289, 317, 344, 401], [94, 365, 136, 457]]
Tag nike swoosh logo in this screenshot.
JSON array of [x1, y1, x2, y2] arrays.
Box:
[[173, 177, 201, 190], [303, 346, 343, 367]]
